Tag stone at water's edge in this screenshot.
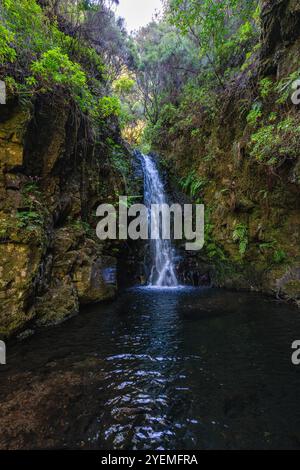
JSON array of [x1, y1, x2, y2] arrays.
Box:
[[0, 243, 40, 336]]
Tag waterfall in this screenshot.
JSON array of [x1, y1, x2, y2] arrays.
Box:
[[141, 154, 178, 287]]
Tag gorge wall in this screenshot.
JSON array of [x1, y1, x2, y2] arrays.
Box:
[[0, 93, 135, 338], [152, 0, 300, 304]]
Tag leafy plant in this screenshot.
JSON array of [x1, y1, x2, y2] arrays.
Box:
[[258, 241, 275, 251], [232, 223, 248, 256], [113, 76, 135, 95], [68, 219, 94, 238], [0, 24, 16, 63], [0, 0, 123, 119], [259, 241, 287, 264], [31, 47, 91, 105], [111, 149, 130, 176], [168, 0, 258, 86], [259, 78, 274, 98], [21, 180, 43, 210], [180, 170, 207, 201], [238, 21, 254, 43], [275, 69, 300, 104], [268, 112, 277, 122], [204, 216, 226, 260], [16, 210, 43, 229], [246, 102, 262, 126], [96, 96, 121, 119], [273, 249, 286, 264], [250, 116, 300, 166]]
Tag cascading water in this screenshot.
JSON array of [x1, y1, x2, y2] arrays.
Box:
[[141, 154, 178, 287]]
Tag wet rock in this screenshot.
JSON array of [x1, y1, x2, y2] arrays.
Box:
[[17, 329, 35, 341], [0, 243, 42, 337], [0, 368, 102, 450], [177, 256, 213, 287], [284, 280, 300, 299], [73, 254, 117, 304], [35, 278, 79, 327]]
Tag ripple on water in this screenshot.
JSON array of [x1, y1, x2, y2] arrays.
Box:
[[1, 287, 300, 450]]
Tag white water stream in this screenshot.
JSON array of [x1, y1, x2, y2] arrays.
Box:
[[142, 154, 178, 287]]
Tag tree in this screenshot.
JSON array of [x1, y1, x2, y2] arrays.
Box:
[[37, 0, 130, 80], [166, 0, 259, 87], [134, 21, 200, 124]]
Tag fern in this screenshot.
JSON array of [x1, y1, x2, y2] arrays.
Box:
[[232, 223, 248, 256]]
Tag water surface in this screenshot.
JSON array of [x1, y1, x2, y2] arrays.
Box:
[[1, 287, 300, 450]]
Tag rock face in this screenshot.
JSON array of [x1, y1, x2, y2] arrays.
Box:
[[0, 94, 133, 337], [260, 0, 300, 71], [153, 0, 300, 305]]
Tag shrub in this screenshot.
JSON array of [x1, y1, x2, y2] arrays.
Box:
[[246, 102, 262, 126], [0, 24, 16, 63], [275, 69, 300, 104], [259, 78, 274, 98], [1, 0, 107, 116], [113, 76, 135, 95], [96, 96, 121, 119], [273, 249, 286, 264], [16, 210, 43, 229], [2, 0, 50, 59], [31, 47, 88, 91], [250, 116, 300, 166]]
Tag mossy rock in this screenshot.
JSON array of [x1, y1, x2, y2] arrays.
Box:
[[0, 242, 43, 337], [73, 255, 117, 304], [34, 280, 79, 327], [283, 280, 300, 299], [0, 108, 29, 170]]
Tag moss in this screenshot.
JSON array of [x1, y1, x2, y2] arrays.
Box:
[[0, 107, 30, 169], [0, 242, 42, 337], [249, 116, 300, 167], [284, 280, 300, 299], [34, 281, 79, 327]]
